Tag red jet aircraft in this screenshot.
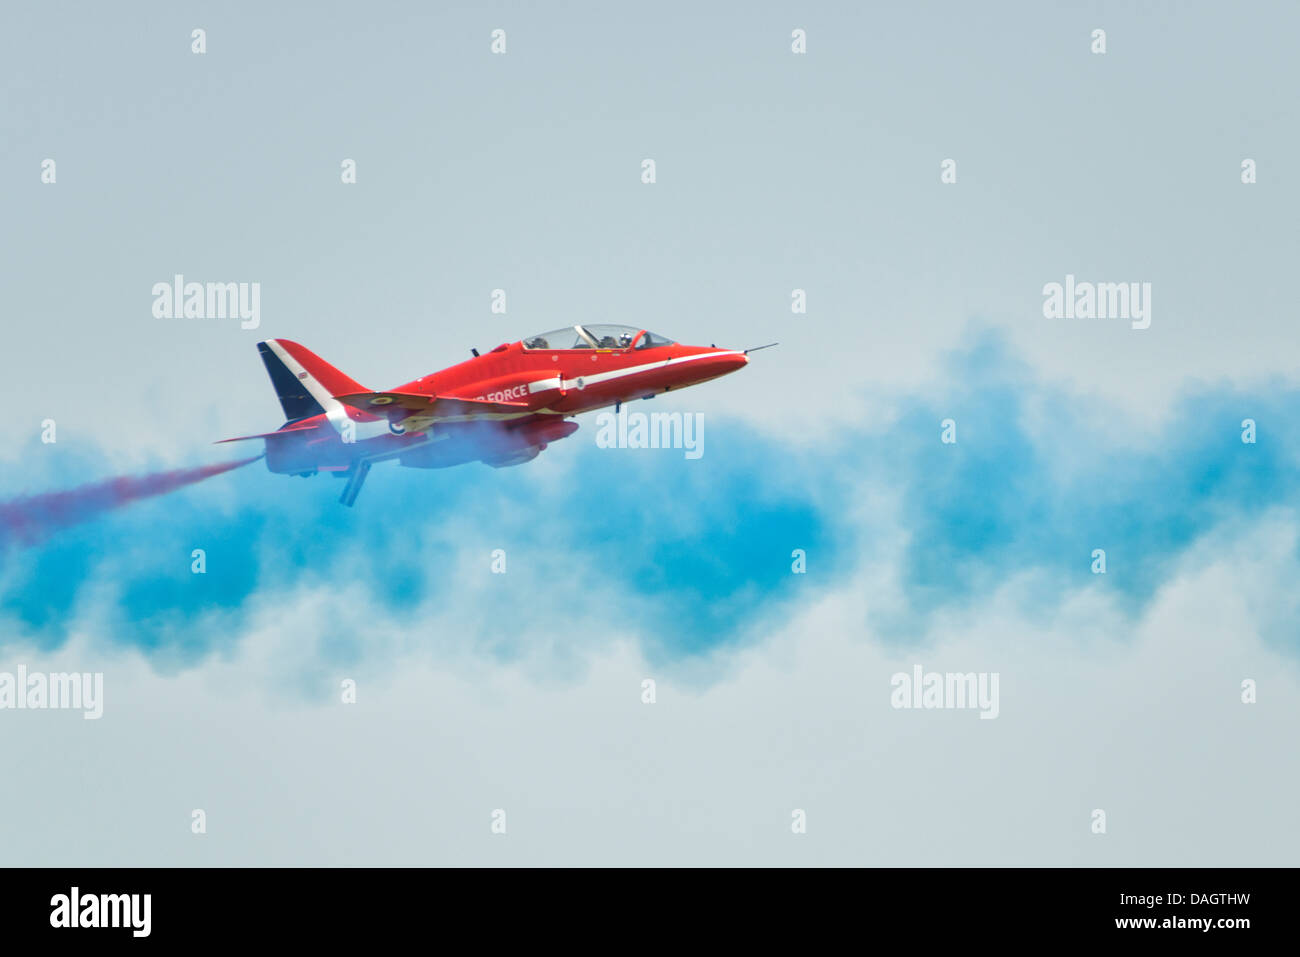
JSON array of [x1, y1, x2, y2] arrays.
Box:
[[221, 325, 769, 505]]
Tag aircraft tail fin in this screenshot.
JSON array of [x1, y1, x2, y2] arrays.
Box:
[[257, 339, 369, 422]]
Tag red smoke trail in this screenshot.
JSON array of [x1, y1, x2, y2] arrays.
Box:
[[0, 456, 261, 548]]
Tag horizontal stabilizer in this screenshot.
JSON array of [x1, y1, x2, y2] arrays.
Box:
[[215, 423, 316, 444]]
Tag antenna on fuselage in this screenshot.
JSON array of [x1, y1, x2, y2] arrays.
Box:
[[471, 348, 480, 357]]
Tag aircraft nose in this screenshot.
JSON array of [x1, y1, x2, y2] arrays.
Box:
[[718, 350, 748, 373], [683, 347, 748, 384]]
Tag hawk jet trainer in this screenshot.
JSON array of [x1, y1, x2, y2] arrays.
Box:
[[220, 325, 770, 505]]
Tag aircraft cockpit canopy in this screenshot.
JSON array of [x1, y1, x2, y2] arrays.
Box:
[[521, 325, 676, 351]]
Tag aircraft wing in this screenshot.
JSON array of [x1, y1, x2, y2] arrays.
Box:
[[334, 391, 530, 431]]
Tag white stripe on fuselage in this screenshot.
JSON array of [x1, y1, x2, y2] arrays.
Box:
[[468, 351, 740, 412], [526, 377, 562, 393], [556, 350, 741, 393]]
